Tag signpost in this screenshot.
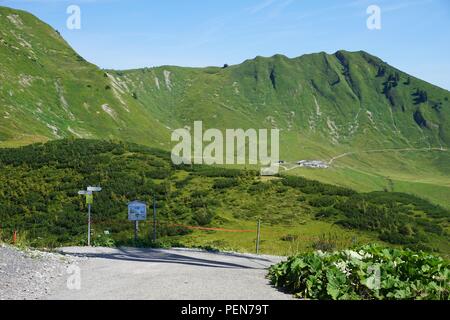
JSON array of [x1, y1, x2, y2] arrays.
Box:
[[87, 186, 102, 192], [86, 193, 93, 204], [128, 201, 147, 242], [78, 186, 102, 246]]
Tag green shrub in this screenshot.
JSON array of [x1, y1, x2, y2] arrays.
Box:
[[311, 233, 339, 252], [309, 196, 337, 208], [281, 234, 299, 242], [275, 185, 289, 194], [248, 182, 271, 193], [315, 207, 341, 218], [191, 190, 209, 198], [192, 208, 215, 226], [213, 178, 238, 189], [268, 244, 449, 300], [191, 166, 245, 177], [146, 168, 171, 179], [92, 232, 116, 247], [0, 139, 447, 253], [157, 224, 192, 237]]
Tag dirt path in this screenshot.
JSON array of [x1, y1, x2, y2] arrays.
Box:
[[327, 147, 447, 165], [276, 147, 448, 171]]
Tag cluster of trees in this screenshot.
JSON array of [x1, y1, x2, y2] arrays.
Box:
[[432, 101, 443, 112], [190, 165, 258, 178], [306, 190, 447, 251], [376, 65, 434, 111], [0, 140, 259, 247], [281, 176, 355, 196], [376, 66, 386, 77], [382, 72, 402, 106], [0, 140, 175, 246], [414, 89, 429, 104], [281, 176, 448, 251]]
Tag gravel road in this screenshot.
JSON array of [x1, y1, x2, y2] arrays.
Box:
[[0, 244, 78, 300], [46, 247, 294, 300], [1, 245, 293, 300]]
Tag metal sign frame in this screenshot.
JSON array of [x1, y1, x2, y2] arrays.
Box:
[[128, 201, 147, 221]]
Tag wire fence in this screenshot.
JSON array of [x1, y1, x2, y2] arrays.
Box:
[[97, 217, 359, 255], [2, 217, 361, 256]]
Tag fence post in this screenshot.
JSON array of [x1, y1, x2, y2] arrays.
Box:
[[256, 219, 261, 254], [13, 230, 17, 245], [152, 194, 157, 242]]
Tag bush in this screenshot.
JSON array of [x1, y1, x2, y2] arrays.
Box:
[[315, 207, 341, 218], [190, 198, 206, 208], [311, 233, 339, 252], [379, 231, 423, 245], [192, 208, 215, 226], [191, 166, 247, 177], [157, 224, 192, 237], [213, 178, 238, 189], [191, 190, 209, 198], [1, 139, 447, 252], [281, 234, 299, 242], [92, 232, 116, 247], [309, 196, 337, 208], [248, 182, 271, 193], [268, 244, 450, 300], [146, 168, 171, 179], [281, 176, 355, 196]]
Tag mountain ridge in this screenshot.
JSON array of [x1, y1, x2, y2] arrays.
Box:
[[116, 51, 449, 94], [1, 5, 449, 150], [1, 5, 449, 208]]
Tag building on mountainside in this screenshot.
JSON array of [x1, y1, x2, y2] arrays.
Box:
[[297, 160, 329, 169]]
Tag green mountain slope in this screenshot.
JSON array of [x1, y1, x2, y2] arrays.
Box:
[[115, 51, 450, 154], [1, 6, 449, 206], [2, 6, 449, 150], [0, 6, 170, 146]]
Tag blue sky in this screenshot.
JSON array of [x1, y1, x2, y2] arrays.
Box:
[[2, 0, 450, 90]]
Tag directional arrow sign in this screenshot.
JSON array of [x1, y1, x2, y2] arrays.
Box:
[[78, 190, 91, 195], [87, 186, 102, 192]]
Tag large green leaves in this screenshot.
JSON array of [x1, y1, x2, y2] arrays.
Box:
[[268, 244, 450, 300]]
